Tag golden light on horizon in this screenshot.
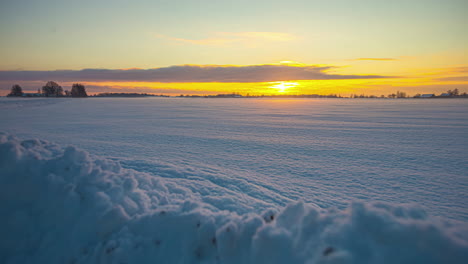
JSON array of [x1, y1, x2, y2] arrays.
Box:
[[45, 69, 467, 98], [270, 81, 299, 93]]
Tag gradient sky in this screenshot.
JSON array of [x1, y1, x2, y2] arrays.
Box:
[[1, 0, 467, 95]]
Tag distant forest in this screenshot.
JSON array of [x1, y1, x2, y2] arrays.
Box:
[[5, 82, 467, 99]]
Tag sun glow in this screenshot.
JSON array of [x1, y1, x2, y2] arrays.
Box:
[[270, 81, 299, 93]]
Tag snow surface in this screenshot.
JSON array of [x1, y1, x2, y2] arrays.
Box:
[[1, 97, 468, 263], [1, 133, 467, 263], [1, 97, 467, 219]]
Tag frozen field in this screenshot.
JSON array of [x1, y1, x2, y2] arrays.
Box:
[[1, 97, 468, 263]]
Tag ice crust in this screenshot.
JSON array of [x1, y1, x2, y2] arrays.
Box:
[[1, 134, 467, 264]]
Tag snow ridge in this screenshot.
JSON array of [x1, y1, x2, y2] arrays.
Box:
[[1, 133, 467, 264]]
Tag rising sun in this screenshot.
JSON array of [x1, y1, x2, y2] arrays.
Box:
[[270, 81, 299, 93]]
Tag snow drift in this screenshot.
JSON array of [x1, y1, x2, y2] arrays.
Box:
[[1, 133, 467, 264]]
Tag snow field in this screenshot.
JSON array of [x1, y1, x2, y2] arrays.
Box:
[[1, 133, 467, 264]]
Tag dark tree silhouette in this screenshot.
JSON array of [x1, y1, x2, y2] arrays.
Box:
[[8, 84, 23, 97], [396, 91, 407, 98], [71, 83, 88, 97], [449, 89, 459, 96], [42, 81, 63, 97]]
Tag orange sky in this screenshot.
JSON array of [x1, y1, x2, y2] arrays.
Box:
[[1, 0, 467, 96]]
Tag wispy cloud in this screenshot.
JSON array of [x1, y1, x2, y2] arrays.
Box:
[[0, 64, 394, 83], [154, 31, 297, 47], [436, 76, 468, 82], [354, 58, 397, 61], [443, 66, 468, 74]]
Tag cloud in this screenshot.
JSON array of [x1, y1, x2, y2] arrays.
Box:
[[0, 64, 394, 83], [354, 58, 397, 61], [81, 85, 218, 95], [443, 67, 468, 74], [155, 31, 297, 47], [436, 76, 468, 82]]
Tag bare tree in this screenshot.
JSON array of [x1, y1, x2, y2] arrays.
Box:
[[8, 84, 23, 97], [71, 83, 88, 97], [396, 91, 407, 98], [42, 81, 63, 97], [449, 88, 459, 96]]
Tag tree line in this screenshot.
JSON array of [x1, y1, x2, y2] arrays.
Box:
[[7, 81, 87, 97], [348, 89, 466, 98]]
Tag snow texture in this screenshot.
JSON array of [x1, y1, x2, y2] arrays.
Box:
[[1, 97, 467, 221], [1, 133, 468, 264]]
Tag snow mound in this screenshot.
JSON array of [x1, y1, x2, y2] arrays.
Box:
[[1, 133, 467, 264]]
